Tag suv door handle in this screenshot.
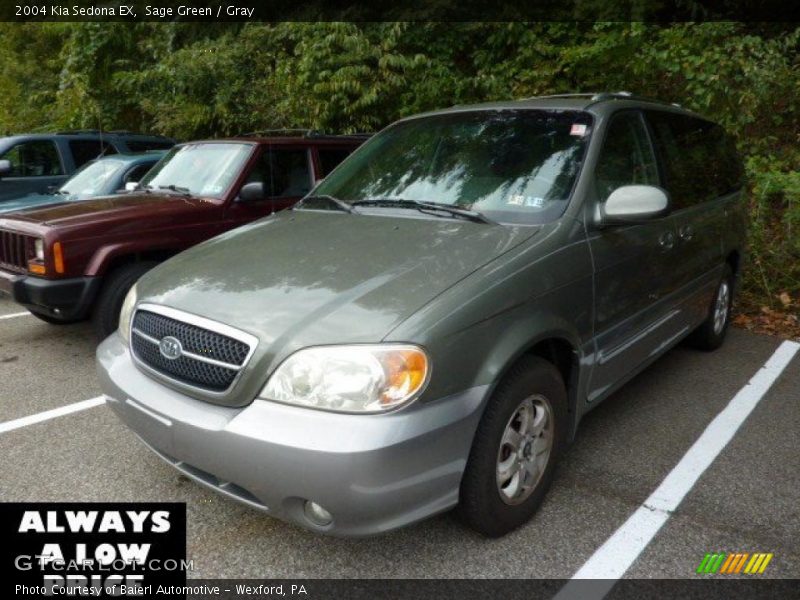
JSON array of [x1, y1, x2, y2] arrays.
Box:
[[659, 231, 675, 250], [679, 224, 694, 241]]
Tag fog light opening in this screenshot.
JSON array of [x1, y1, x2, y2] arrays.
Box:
[[303, 500, 333, 526]]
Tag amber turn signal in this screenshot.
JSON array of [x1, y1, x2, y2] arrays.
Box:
[[27, 262, 46, 275], [53, 242, 65, 274]]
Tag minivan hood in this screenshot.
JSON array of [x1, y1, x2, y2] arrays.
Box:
[[138, 210, 537, 356], [3, 193, 215, 228]]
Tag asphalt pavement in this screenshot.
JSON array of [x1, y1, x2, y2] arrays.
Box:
[[1, 295, 798, 580]]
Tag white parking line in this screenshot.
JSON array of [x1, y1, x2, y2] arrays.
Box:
[[0, 396, 105, 434], [555, 340, 800, 599], [0, 311, 30, 321]]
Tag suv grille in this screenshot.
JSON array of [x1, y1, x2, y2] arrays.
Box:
[[131, 309, 252, 393], [0, 230, 32, 273]]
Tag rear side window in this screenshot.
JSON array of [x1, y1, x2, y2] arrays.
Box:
[[0, 140, 64, 177], [317, 147, 353, 177], [246, 148, 312, 198], [595, 111, 659, 202], [69, 139, 116, 168], [646, 111, 743, 210], [125, 140, 175, 152]]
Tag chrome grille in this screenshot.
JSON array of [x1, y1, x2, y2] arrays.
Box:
[[0, 230, 32, 273], [131, 307, 255, 395]]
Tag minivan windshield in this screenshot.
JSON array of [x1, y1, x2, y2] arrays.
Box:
[[138, 143, 252, 198], [314, 110, 592, 225], [59, 159, 125, 199]]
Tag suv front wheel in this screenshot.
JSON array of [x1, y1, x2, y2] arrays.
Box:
[[458, 356, 566, 537], [92, 262, 157, 340]]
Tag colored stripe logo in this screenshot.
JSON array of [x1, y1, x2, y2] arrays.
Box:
[[697, 552, 773, 574]]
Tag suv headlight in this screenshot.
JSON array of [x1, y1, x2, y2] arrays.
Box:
[[118, 284, 138, 343], [34, 239, 45, 261], [260, 344, 430, 413]]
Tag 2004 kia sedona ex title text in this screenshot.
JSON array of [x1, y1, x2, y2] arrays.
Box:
[[97, 93, 746, 537]]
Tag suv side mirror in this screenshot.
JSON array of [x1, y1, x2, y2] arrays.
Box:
[[238, 181, 266, 202], [601, 185, 669, 224], [0, 159, 11, 177]]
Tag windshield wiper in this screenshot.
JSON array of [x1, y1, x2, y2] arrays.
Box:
[[351, 198, 494, 224], [158, 185, 193, 197], [294, 194, 356, 214]]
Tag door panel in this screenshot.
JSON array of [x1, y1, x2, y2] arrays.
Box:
[[0, 139, 67, 202], [644, 111, 739, 327], [586, 110, 682, 402]]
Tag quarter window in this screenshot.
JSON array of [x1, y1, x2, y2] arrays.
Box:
[[1, 140, 64, 177], [595, 112, 659, 202]]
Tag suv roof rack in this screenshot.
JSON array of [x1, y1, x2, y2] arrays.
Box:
[[55, 129, 173, 139], [55, 129, 101, 135], [239, 129, 372, 140]]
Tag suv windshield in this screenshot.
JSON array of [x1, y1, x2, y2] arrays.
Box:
[[138, 143, 252, 198], [60, 159, 125, 199], [314, 109, 592, 225]]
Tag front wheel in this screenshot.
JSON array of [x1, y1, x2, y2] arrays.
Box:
[[91, 262, 158, 341], [458, 356, 567, 537], [28, 310, 81, 325]]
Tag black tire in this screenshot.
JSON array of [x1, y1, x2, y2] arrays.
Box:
[[458, 356, 567, 537], [91, 262, 157, 340], [28, 310, 81, 325], [687, 265, 734, 351]]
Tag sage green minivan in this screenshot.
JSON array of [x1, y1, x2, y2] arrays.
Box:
[[98, 93, 746, 537]]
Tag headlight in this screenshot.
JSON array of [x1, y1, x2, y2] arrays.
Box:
[[260, 344, 430, 413], [118, 284, 138, 343], [34, 239, 44, 261]]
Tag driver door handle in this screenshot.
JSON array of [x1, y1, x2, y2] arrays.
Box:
[[659, 231, 675, 250]]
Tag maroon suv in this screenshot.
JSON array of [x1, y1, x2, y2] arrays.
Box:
[[0, 133, 365, 337]]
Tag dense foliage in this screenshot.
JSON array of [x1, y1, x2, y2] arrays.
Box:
[[0, 22, 797, 315]]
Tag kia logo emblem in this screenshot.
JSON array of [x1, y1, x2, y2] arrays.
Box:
[[159, 336, 183, 360]]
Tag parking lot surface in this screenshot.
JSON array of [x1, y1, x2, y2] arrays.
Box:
[[1, 295, 798, 580]]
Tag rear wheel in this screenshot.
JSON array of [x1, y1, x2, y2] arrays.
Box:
[[688, 264, 734, 351], [458, 356, 567, 537], [91, 262, 157, 340]]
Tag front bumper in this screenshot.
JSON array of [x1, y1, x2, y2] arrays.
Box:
[[0, 269, 99, 320], [97, 333, 489, 536]]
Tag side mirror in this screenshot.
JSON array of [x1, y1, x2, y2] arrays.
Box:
[[600, 185, 669, 224], [124, 182, 138, 192], [238, 181, 266, 202], [0, 159, 11, 177]]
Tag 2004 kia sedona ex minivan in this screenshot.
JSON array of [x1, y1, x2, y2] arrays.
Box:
[[97, 93, 746, 537]]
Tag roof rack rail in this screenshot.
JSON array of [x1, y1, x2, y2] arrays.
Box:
[[55, 129, 101, 135], [55, 129, 173, 139], [239, 129, 372, 139], [586, 91, 682, 109], [523, 92, 601, 100], [240, 128, 318, 137]]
